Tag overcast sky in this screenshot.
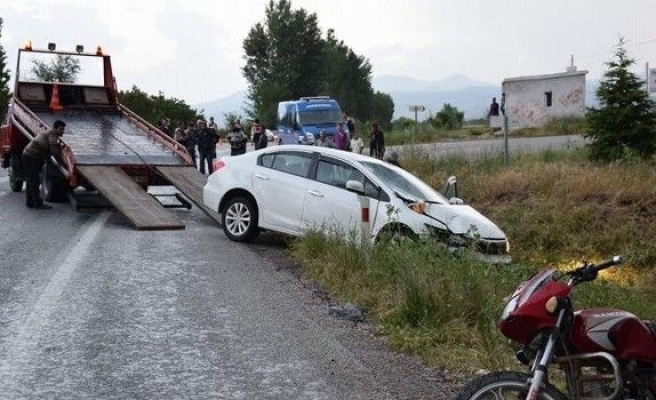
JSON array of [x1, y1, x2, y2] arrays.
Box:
[[1, 0, 655, 105]]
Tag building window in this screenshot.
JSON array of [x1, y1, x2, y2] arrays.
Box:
[[545, 91, 553, 107]]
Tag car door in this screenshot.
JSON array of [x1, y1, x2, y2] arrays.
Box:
[[252, 151, 313, 233], [302, 155, 380, 239]]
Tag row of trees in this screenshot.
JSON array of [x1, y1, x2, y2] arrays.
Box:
[[118, 86, 202, 129], [242, 0, 393, 128]]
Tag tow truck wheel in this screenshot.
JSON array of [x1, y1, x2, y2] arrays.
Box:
[[8, 155, 24, 192], [40, 163, 69, 203]]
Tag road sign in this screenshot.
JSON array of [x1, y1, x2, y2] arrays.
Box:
[[409, 105, 425, 112]]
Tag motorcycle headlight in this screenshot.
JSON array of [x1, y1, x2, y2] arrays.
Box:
[[501, 295, 520, 320]]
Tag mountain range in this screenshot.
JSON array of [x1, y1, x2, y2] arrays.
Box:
[[194, 74, 599, 122]]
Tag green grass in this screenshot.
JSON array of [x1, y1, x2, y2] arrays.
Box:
[[286, 145, 656, 378], [381, 116, 585, 146]]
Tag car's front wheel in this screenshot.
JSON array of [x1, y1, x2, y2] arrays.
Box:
[[222, 196, 259, 242]]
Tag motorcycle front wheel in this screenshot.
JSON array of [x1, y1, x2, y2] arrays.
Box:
[[455, 371, 567, 400]]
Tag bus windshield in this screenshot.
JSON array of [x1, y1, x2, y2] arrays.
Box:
[[298, 109, 342, 126]]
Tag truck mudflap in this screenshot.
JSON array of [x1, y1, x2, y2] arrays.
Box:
[[77, 165, 184, 230]]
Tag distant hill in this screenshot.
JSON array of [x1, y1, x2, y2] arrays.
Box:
[[195, 91, 250, 121], [194, 74, 601, 123]]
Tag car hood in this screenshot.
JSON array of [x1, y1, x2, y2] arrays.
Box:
[[424, 203, 507, 239]]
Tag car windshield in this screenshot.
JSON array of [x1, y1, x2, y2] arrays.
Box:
[[360, 161, 448, 203]]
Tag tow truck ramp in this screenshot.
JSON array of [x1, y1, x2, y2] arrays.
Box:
[[76, 165, 221, 230], [155, 166, 222, 225]]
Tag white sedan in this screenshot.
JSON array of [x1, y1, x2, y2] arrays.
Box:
[[203, 146, 510, 264]]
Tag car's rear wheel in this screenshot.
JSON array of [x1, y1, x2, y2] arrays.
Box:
[[222, 196, 259, 242]]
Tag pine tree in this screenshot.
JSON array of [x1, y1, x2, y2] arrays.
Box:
[[585, 38, 656, 161], [0, 18, 11, 121]]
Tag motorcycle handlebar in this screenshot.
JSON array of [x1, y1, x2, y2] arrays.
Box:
[[592, 255, 624, 272], [569, 255, 624, 283]]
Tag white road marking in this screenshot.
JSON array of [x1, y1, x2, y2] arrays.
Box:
[[0, 211, 111, 388], [0, 176, 8, 184]]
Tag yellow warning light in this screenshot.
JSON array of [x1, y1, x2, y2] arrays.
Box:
[[96, 46, 103, 55], [23, 40, 33, 50]]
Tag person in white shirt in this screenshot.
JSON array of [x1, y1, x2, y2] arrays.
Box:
[[349, 131, 364, 154]]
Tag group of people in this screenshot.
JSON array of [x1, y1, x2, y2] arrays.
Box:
[[315, 116, 387, 160], [173, 118, 220, 175], [171, 116, 269, 174]]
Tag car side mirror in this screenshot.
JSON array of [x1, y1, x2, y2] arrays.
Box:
[[443, 175, 458, 198], [345, 180, 364, 194], [449, 197, 464, 205]]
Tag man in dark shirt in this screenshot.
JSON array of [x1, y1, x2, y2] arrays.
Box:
[[22, 119, 66, 209], [488, 97, 500, 117], [196, 119, 218, 175]]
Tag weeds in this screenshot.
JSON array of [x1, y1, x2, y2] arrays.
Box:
[[287, 146, 656, 376]]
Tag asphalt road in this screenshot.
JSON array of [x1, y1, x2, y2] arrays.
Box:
[[0, 174, 452, 399], [0, 135, 584, 399]]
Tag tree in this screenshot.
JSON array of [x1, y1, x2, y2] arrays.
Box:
[[585, 38, 656, 161], [242, 0, 394, 127], [119, 86, 201, 134], [370, 91, 394, 129], [0, 18, 11, 121], [31, 55, 80, 83], [321, 29, 374, 121], [433, 103, 464, 130], [242, 0, 324, 126]]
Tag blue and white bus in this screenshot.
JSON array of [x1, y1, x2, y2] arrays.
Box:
[[276, 96, 343, 145]]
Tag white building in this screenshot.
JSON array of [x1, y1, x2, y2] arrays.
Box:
[[502, 68, 587, 131]]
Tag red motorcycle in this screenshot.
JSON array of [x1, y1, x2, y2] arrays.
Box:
[[456, 256, 656, 400]]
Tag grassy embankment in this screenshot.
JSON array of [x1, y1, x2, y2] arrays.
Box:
[[287, 134, 656, 379], [382, 115, 586, 146]]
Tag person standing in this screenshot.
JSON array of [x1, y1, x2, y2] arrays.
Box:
[[314, 130, 336, 148], [488, 97, 500, 117], [196, 119, 218, 174], [175, 121, 198, 168], [334, 121, 349, 150], [251, 119, 267, 150], [345, 114, 356, 138], [21, 119, 66, 209], [158, 117, 171, 136], [208, 116, 218, 132], [228, 121, 248, 156], [184, 121, 199, 168], [369, 122, 385, 159], [488, 97, 502, 133], [349, 130, 364, 154]]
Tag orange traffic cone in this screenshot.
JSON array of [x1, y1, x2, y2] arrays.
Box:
[[49, 83, 63, 112]]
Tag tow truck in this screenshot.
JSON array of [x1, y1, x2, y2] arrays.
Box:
[[0, 41, 220, 229]]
